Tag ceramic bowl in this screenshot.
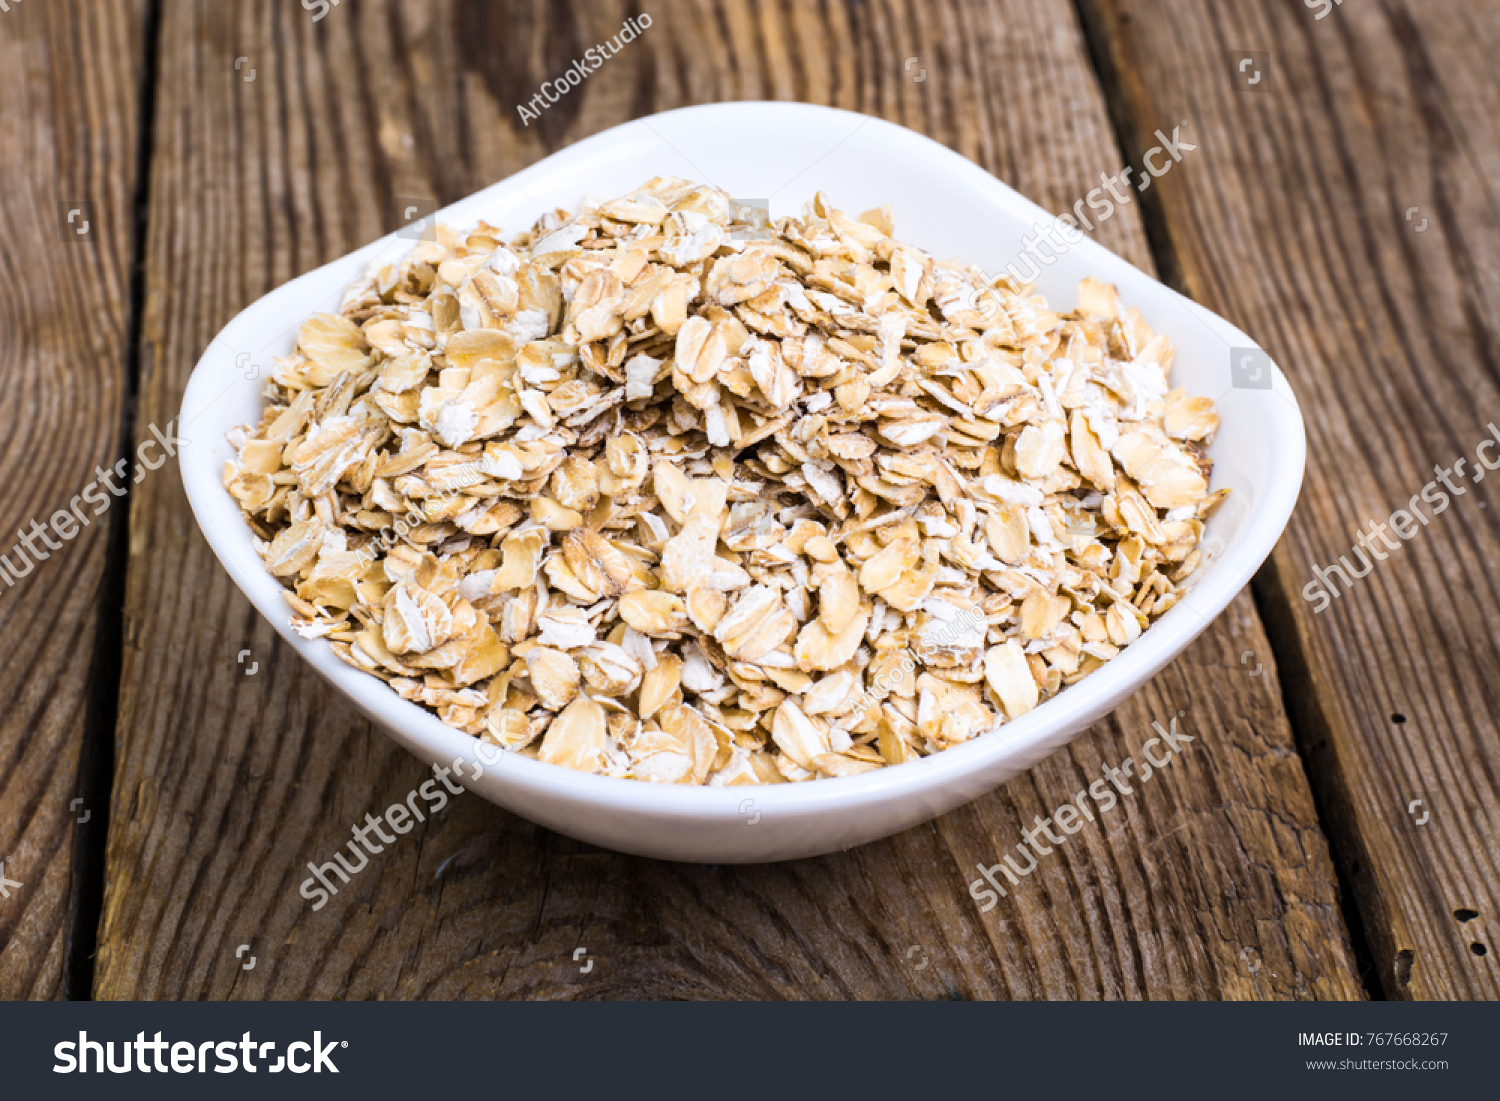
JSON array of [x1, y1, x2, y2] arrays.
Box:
[[180, 102, 1304, 862]]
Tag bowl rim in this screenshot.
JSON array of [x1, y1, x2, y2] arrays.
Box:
[[179, 100, 1305, 824]]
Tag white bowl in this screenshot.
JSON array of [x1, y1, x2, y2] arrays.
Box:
[[180, 102, 1304, 863]]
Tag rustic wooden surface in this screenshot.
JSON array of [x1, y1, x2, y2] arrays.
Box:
[[9, 0, 1493, 1001], [83, 0, 1357, 1001], [1082, 0, 1500, 999], [0, 0, 144, 999]]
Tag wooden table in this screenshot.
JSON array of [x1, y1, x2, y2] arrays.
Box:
[[3, 0, 1497, 1001]]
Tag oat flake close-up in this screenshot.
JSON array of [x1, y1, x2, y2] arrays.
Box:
[[222, 176, 1223, 786]]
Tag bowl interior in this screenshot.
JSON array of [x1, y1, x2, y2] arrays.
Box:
[[179, 102, 1303, 857]]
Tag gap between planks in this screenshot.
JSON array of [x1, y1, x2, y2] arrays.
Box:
[[64, 0, 165, 1002], [1069, 0, 1386, 999]]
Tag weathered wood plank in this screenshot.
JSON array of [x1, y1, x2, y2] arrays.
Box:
[[1080, 0, 1500, 997], [97, 0, 1361, 1000], [0, 0, 144, 999]]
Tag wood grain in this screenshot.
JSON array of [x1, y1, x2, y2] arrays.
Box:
[[96, 0, 1362, 1000], [1080, 0, 1500, 998], [0, 0, 144, 999]]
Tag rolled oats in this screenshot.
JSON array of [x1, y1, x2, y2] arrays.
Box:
[[225, 178, 1223, 785]]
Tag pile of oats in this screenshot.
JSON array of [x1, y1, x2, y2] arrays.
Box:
[[224, 177, 1223, 785]]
